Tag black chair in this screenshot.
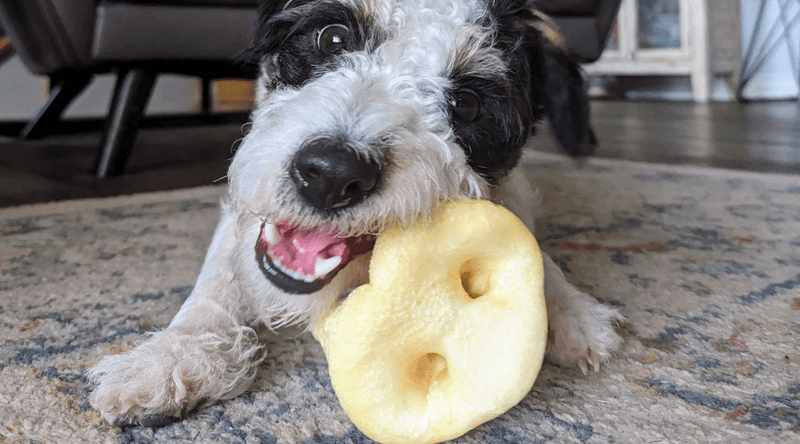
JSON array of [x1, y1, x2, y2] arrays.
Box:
[[0, 0, 258, 178]]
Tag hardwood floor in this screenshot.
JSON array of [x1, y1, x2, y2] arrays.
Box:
[[1, 100, 799, 208], [0, 123, 240, 207], [530, 100, 800, 174]]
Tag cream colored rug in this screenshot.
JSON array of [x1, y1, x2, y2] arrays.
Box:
[[1, 150, 798, 443]]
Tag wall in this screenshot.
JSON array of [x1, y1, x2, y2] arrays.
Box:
[[0, 57, 45, 120], [0, 56, 201, 120]]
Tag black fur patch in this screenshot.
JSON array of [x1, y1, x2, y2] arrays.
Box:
[[446, 6, 537, 185], [517, 5, 592, 156], [448, 74, 532, 186], [536, 40, 591, 156], [244, 0, 366, 86], [448, 2, 591, 183]]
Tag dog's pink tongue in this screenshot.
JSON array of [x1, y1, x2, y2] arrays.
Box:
[[270, 221, 348, 276]]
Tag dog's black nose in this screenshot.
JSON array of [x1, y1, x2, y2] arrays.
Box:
[[291, 138, 382, 212]]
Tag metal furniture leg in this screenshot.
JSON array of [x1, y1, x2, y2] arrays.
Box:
[[19, 73, 92, 139], [94, 68, 156, 178]]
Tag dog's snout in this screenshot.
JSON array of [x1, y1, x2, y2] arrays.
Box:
[[291, 138, 382, 212]]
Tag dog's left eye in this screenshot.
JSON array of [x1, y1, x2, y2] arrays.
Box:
[[317, 24, 351, 56], [449, 89, 482, 123]]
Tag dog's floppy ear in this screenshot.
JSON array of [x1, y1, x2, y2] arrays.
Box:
[[521, 8, 596, 156]]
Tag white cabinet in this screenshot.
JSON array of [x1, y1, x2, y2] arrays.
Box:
[[583, 0, 741, 102]]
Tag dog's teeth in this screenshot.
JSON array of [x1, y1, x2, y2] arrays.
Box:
[[263, 222, 279, 245], [315, 256, 342, 278], [273, 259, 291, 276], [267, 252, 340, 283]]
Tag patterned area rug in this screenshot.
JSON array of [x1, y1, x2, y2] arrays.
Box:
[[1, 150, 798, 444]]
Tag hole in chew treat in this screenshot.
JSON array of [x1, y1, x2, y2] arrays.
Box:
[[459, 258, 490, 299], [405, 352, 449, 398]]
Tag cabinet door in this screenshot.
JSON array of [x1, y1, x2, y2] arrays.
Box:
[[637, 0, 683, 49], [588, 0, 694, 75]]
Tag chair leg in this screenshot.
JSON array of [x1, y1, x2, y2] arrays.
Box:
[[20, 73, 92, 139], [201, 77, 212, 113], [95, 69, 157, 178]]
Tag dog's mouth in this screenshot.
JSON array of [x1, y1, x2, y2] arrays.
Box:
[[255, 221, 375, 294]]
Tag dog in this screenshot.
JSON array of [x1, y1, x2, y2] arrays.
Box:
[[87, 0, 622, 427]]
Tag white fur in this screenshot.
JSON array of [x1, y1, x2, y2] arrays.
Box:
[[88, 0, 622, 425]]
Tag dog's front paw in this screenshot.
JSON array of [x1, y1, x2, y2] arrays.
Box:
[[545, 286, 623, 375], [87, 327, 262, 426]]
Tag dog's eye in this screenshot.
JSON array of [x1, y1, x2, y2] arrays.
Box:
[[449, 89, 482, 123], [317, 24, 351, 56]]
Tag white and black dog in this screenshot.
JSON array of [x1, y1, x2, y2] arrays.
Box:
[[88, 0, 622, 427]]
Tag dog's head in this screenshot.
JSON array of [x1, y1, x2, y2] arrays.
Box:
[[228, 0, 588, 303]]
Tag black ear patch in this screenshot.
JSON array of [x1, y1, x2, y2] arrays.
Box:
[[520, 9, 596, 157], [539, 40, 593, 156]]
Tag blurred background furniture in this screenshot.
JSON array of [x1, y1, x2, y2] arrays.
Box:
[[0, 0, 623, 178], [581, 0, 742, 103], [0, 0, 257, 178], [737, 0, 800, 101], [0, 26, 14, 66]]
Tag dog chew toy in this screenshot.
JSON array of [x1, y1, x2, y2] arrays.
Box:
[[312, 199, 547, 444]]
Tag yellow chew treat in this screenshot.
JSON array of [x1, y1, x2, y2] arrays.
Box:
[[312, 199, 547, 444]]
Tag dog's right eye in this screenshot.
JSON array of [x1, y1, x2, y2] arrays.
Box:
[[449, 89, 482, 123], [317, 24, 351, 56]]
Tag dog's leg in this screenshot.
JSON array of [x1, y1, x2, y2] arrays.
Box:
[[87, 202, 263, 426], [541, 253, 622, 373], [496, 168, 622, 373]]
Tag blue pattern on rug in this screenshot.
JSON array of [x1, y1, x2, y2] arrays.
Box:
[[2, 156, 800, 443]]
